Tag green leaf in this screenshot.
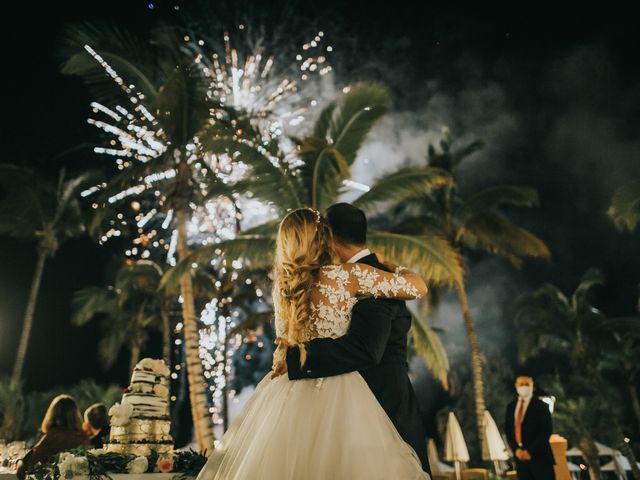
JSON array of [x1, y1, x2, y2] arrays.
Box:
[[71, 286, 117, 326], [353, 167, 452, 212], [466, 186, 540, 213], [410, 314, 449, 389], [608, 179, 640, 232], [160, 235, 276, 291], [329, 83, 391, 165], [458, 213, 550, 267], [367, 231, 463, 286]]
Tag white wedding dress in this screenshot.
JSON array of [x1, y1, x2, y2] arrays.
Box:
[[196, 263, 430, 479]]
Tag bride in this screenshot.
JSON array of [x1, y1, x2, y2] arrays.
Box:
[[197, 207, 430, 479]]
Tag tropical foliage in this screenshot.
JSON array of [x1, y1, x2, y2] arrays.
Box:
[[0, 166, 92, 385], [358, 128, 550, 445], [515, 269, 640, 480]]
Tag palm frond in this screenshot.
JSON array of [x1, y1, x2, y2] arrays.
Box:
[[459, 213, 550, 267], [71, 286, 117, 326], [312, 101, 337, 139], [466, 186, 540, 214], [367, 231, 463, 286], [451, 139, 485, 168], [202, 137, 302, 211], [298, 83, 391, 210], [226, 311, 274, 342], [410, 314, 449, 389], [154, 62, 210, 145], [572, 268, 604, 307], [160, 235, 276, 291], [329, 83, 391, 165], [352, 167, 452, 212], [96, 319, 128, 369], [61, 22, 162, 102], [608, 179, 640, 232]]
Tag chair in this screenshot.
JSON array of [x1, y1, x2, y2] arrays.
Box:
[[461, 468, 489, 480], [432, 474, 455, 480]]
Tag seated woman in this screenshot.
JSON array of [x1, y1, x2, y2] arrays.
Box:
[[17, 395, 91, 479]]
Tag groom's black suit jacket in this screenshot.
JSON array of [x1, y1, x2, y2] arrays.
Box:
[[286, 254, 430, 474], [504, 397, 555, 479]]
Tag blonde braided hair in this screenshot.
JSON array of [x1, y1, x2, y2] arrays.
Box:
[[272, 207, 335, 369]]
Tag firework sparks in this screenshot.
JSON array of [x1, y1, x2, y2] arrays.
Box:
[[79, 27, 332, 431]]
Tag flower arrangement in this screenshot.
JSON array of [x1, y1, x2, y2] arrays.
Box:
[[26, 448, 206, 480], [137, 359, 170, 377], [108, 403, 133, 427]]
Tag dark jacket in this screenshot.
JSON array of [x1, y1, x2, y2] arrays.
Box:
[[17, 427, 91, 479], [286, 253, 430, 474], [90, 426, 110, 449], [505, 397, 555, 468]]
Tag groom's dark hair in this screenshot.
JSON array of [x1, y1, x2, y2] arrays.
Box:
[[325, 203, 367, 245]]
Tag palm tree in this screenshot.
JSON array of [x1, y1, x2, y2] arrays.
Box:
[[164, 83, 463, 387], [608, 179, 640, 232], [515, 270, 640, 480], [354, 128, 550, 444], [72, 260, 172, 374], [0, 166, 90, 386], [61, 24, 236, 451], [515, 268, 606, 376]]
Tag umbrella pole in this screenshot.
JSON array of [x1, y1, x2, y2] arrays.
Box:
[[493, 460, 500, 474], [455, 461, 461, 480]]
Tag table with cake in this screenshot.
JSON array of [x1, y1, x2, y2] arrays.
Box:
[[2, 359, 205, 480]]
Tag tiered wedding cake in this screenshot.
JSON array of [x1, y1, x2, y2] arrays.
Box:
[[105, 358, 173, 456]]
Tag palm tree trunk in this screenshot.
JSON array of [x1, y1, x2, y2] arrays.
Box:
[[11, 249, 47, 386], [628, 381, 640, 433], [579, 436, 602, 480], [130, 339, 142, 374], [176, 207, 215, 453], [161, 303, 172, 367], [454, 280, 486, 449], [615, 424, 640, 480]]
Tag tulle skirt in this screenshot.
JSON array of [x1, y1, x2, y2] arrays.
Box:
[[197, 372, 429, 480]]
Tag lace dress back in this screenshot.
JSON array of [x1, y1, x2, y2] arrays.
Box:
[[275, 263, 421, 342]]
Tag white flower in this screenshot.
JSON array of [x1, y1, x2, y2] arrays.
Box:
[[73, 456, 89, 475], [137, 358, 170, 376], [58, 454, 76, 479], [109, 402, 133, 426], [127, 456, 149, 474], [57, 453, 88, 479], [88, 448, 106, 456], [151, 359, 170, 376], [153, 383, 169, 397], [153, 384, 169, 398], [137, 358, 156, 370]]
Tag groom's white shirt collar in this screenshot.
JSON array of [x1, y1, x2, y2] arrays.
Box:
[[347, 248, 371, 264]]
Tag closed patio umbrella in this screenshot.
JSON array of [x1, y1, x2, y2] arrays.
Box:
[[481, 410, 510, 474], [444, 411, 470, 480]]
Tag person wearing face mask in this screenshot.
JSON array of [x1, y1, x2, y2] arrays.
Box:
[[504, 372, 555, 480]]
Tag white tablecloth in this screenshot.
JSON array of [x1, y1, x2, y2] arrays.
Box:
[[0, 472, 185, 480]]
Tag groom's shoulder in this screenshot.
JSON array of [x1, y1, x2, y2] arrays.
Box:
[[356, 254, 390, 272]]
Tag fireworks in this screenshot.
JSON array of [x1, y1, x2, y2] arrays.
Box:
[[79, 27, 332, 430], [81, 29, 331, 260]]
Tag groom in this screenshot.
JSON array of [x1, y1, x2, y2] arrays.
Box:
[[284, 202, 431, 474]]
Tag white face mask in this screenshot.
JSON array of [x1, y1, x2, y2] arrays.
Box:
[[516, 385, 532, 397]]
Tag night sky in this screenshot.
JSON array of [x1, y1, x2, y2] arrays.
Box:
[[1, 1, 639, 393]]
